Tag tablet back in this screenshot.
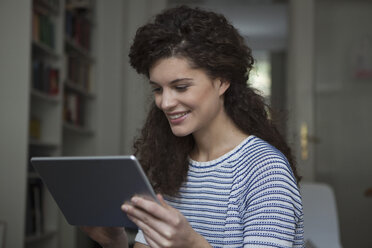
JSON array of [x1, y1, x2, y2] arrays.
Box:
[[30, 155, 156, 228]]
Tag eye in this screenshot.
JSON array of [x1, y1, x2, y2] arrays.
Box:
[[151, 87, 162, 93], [175, 85, 189, 91]]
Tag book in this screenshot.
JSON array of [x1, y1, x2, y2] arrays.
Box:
[[48, 68, 59, 95], [25, 178, 44, 236], [66, 55, 91, 91], [29, 117, 41, 140], [64, 91, 84, 126], [32, 59, 60, 95], [32, 9, 56, 49], [64, 8, 91, 51]]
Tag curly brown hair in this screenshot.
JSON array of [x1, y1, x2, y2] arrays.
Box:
[[130, 5, 300, 196]]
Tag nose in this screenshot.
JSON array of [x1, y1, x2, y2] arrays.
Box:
[[157, 89, 177, 111]]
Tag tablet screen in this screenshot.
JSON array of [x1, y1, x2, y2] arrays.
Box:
[[30, 155, 157, 228]]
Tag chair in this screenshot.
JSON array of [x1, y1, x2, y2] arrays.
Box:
[[300, 182, 343, 248]]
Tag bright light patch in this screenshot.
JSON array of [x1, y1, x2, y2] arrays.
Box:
[[249, 51, 271, 102]]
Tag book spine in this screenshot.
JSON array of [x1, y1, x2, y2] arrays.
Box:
[[65, 8, 91, 51], [32, 9, 56, 49], [66, 55, 91, 92], [26, 178, 44, 236], [32, 59, 60, 95]]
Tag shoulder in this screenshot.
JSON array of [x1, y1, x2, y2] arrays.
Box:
[[230, 136, 296, 182], [234, 137, 304, 246], [230, 136, 301, 208]]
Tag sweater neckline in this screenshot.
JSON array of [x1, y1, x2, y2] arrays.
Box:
[[188, 135, 254, 168]]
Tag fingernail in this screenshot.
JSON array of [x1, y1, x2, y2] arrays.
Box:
[[121, 205, 128, 211], [131, 197, 138, 203]]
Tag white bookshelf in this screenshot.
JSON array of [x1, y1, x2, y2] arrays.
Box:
[[0, 1, 167, 247], [26, 0, 98, 247], [62, 0, 97, 154], [26, 0, 64, 247]]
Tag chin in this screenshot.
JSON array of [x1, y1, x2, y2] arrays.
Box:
[[170, 127, 192, 137]]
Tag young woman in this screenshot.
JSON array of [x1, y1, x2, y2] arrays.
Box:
[[82, 5, 304, 248]]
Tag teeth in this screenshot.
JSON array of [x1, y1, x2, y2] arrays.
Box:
[[169, 112, 188, 120]]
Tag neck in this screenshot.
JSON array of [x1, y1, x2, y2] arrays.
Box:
[[191, 110, 248, 162]]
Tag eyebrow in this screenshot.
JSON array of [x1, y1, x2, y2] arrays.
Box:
[[149, 78, 193, 86]]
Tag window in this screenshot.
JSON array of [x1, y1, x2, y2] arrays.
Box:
[[249, 51, 271, 103]]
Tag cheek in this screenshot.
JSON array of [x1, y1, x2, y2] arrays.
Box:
[[192, 85, 214, 101], [197, 94, 223, 121], [196, 89, 220, 109]]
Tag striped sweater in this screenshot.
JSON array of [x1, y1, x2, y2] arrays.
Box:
[[135, 135, 304, 247]]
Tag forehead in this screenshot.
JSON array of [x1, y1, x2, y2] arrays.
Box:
[[149, 57, 203, 82], [149, 57, 218, 86], [150, 56, 190, 73]]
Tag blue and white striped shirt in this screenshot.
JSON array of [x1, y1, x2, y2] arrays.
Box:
[[135, 135, 304, 247]]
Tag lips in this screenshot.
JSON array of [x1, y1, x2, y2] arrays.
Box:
[[166, 111, 190, 124], [168, 111, 189, 119]]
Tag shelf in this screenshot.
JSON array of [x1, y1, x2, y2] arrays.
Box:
[[63, 122, 94, 135], [65, 0, 94, 11], [25, 229, 58, 244], [11, 0, 99, 247], [65, 1, 95, 26], [33, 0, 60, 16], [65, 36, 94, 61], [65, 80, 95, 98], [31, 89, 61, 103], [32, 40, 60, 59]]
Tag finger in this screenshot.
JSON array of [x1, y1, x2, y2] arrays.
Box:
[[128, 213, 171, 248], [123, 203, 174, 237], [144, 234, 161, 248], [130, 196, 175, 224]]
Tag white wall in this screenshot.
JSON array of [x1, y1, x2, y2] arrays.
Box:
[[314, 1, 372, 247], [120, 0, 167, 154], [0, 1, 31, 247], [95, 0, 167, 156], [95, 0, 127, 156]]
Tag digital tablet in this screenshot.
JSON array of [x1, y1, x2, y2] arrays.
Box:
[[30, 155, 158, 228]]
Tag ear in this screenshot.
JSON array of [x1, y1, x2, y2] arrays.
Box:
[[217, 79, 230, 96]]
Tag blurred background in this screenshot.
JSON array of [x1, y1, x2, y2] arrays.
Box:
[[0, 0, 371, 247]]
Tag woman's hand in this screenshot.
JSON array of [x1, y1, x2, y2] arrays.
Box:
[[80, 226, 128, 248], [122, 194, 211, 248]]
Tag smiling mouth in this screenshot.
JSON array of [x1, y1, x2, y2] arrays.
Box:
[[167, 111, 190, 120]]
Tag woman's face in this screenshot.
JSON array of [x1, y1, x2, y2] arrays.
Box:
[[149, 57, 229, 137]]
